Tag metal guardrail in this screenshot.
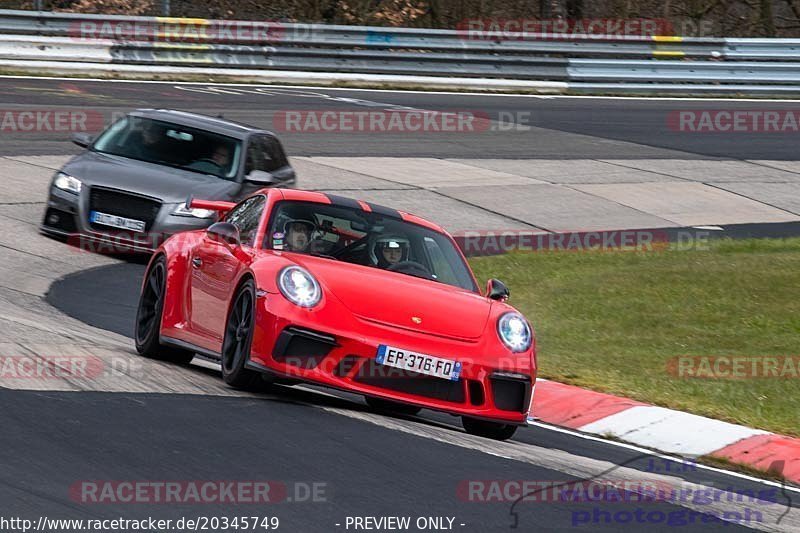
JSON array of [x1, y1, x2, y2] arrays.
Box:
[[1, 9, 800, 92]]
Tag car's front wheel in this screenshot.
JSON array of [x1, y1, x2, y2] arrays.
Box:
[[365, 397, 422, 416], [462, 416, 518, 441], [135, 256, 195, 364], [221, 279, 262, 390]]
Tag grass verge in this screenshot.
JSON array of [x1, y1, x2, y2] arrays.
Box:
[[468, 238, 800, 437]]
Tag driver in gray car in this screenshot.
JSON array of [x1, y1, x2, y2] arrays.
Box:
[[187, 143, 232, 175]]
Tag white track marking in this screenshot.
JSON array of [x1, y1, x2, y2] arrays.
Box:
[[530, 421, 800, 496], [292, 382, 800, 497], [579, 406, 770, 456], [322, 406, 799, 531], [3, 74, 800, 102]]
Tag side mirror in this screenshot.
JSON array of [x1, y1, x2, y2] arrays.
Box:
[[71, 132, 93, 148], [486, 279, 510, 301], [245, 170, 276, 185], [207, 222, 241, 247]]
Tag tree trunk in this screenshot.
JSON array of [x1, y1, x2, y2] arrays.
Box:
[[759, 0, 776, 36], [565, 0, 582, 19]]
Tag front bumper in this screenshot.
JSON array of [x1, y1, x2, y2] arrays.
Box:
[[250, 296, 536, 425], [41, 185, 214, 254]]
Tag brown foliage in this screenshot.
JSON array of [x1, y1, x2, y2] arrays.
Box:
[[60, 0, 155, 15], [7, 1, 800, 36]]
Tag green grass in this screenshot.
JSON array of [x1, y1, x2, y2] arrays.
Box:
[[468, 238, 800, 437]]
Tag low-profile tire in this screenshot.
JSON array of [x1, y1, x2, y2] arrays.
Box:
[[462, 416, 518, 441], [221, 279, 262, 390], [365, 396, 422, 416], [135, 256, 195, 364]]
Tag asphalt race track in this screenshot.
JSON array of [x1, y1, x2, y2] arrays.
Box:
[[2, 77, 800, 160], [1, 76, 799, 532]]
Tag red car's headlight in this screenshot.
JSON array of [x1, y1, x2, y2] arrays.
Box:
[[278, 266, 321, 308], [497, 312, 532, 353]]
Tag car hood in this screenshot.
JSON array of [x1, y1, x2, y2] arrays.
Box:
[[294, 256, 491, 340], [62, 150, 240, 203]]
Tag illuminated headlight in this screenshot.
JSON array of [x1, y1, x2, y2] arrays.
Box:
[[172, 204, 216, 219], [278, 266, 321, 308], [497, 312, 532, 353], [53, 172, 82, 195]]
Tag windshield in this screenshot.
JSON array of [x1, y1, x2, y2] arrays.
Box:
[[92, 116, 241, 180], [265, 201, 478, 292]]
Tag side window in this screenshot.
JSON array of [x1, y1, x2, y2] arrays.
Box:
[[225, 195, 266, 247], [262, 135, 288, 171], [244, 135, 287, 174], [423, 237, 458, 286]]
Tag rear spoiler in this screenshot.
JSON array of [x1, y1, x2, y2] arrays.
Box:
[[187, 196, 236, 216]]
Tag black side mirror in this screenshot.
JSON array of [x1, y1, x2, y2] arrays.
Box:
[[486, 279, 510, 301], [245, 170, 276, 185], [207, 222, 241, 247], [71, 132, 93, 148]]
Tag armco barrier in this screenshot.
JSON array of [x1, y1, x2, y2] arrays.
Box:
[[1, 9, 800, 94]]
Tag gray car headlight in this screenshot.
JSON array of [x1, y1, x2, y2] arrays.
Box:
[[172, 204, 216, 219], [53, 172, 82, 195], [497, 312, 532, 353], [278, 266, 321, 308]]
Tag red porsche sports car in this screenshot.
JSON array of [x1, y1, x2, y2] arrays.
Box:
[[135, 188, 536, 440]]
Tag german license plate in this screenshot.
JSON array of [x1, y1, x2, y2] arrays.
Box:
[[376, 344, 461, 381], [89, 211, 146, 232]]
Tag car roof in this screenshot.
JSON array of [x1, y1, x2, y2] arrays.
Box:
[[129, 109, 274, 140], [271, 189, 447, 234]]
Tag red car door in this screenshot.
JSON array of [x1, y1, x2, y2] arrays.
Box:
[[187, 195, 267, 352], [187, 238, 243, 351]]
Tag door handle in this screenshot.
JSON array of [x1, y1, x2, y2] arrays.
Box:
[[192, 257, 202, 268]]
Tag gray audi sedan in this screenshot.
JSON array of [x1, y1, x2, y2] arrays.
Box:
[[41, 109, 295, 253]]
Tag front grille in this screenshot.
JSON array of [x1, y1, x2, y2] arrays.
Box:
[[88, 187, 161, 232], [468, 379, 486, 406], [272, 327, 337, 369], [490, 374, 531, 412], [354, 359, 465, 403]]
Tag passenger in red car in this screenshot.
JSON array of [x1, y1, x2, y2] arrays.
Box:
[[373, 235, 410, 268]]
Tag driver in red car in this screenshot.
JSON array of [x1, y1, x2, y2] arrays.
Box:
[[372, 235, 410, 268], [284, 217, 316, 252]]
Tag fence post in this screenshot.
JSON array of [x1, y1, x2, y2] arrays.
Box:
[[162, 0, 171, 17]]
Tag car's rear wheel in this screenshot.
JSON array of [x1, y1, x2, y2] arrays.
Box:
[[221, 279, 262, 390], [365, 397, 422, 416], [135, 256, 195, 364], [462, 416, 518, 441]]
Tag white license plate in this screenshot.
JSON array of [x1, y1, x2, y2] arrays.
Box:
[[376, 344, 461, 381], [89, 211, 146, 232]]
